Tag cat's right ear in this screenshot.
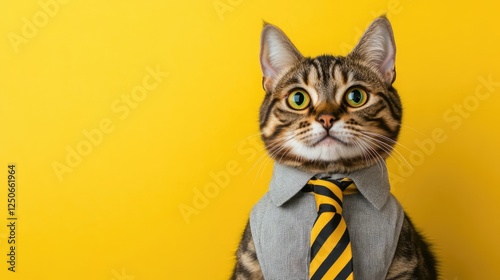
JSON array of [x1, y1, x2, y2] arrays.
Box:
[[260, 23, 303, 93]]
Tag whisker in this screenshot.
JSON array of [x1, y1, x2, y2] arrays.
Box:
[[246, 133, 297, 185], [356, 133, 411, 171], [362, 131, 421, 157], [398, 123, 430, 137], [244, 133, 294, 176], [351, 139, 371, 168], [354, 138, 385, 172]]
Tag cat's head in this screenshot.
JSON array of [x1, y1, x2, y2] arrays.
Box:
[[259, 16, 402, 174]]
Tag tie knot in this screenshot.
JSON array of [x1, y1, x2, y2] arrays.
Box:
[[305, 178, 354, 214]]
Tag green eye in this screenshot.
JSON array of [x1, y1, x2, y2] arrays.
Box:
[[287, 90, 311, 110], [345, 88, 368, 108]]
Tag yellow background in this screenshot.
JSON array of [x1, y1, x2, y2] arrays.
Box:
[[1, 0, 499, 279]]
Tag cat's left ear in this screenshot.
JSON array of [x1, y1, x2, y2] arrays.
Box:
[[349, 16, 396, 85]]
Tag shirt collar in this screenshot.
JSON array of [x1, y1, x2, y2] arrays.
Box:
[[268, 162, 391, 210]]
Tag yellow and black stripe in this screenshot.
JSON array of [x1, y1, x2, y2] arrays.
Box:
[[305, 178, 355, 280]]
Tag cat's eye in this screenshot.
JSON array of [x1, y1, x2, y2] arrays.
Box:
[[287, 90, 311, 110], [345, 88, 368, 108]]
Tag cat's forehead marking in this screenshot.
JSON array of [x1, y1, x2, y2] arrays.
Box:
[[307, 57, 336, 103], [302, 57, 355, 106], [336, 69, 363, 104], [304, 85, 319, 105], [302, 63, 321, 105]]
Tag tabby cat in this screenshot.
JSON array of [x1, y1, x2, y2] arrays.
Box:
[[231, 16, 437, 279]]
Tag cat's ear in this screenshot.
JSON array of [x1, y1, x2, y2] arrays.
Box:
[[349, 16, 396, 85], [260, 23, 303, 93]]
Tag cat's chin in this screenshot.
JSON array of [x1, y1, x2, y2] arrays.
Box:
[[313, 136, 338, 146], [285, 139, 362, 163], [272, 143, 384, 174]]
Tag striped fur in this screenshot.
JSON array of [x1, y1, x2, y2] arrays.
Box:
[[232, 17, 437, 279], [387, 215, 438, 279], [258, 18, 402, 174], [231, 223, 264, 280], [259, 54, 402, 173]]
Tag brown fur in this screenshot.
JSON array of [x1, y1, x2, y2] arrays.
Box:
[[258, 23, 402, 174], [231, 223, 264, 280], [232, 16, 437, 279]]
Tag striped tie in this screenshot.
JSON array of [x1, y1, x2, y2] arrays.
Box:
[[306, 177, 355, 280]]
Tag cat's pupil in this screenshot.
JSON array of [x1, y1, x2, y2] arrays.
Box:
[[293, 93, 305, 105], [350, 90, 362, 103]]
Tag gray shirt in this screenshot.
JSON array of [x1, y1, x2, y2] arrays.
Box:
[[250, 163, 404, 280]]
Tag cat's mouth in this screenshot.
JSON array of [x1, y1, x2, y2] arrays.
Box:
[[312, 135, 347, 147]]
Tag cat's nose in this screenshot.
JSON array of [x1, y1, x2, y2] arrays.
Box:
[[317, 114, 335, 130]]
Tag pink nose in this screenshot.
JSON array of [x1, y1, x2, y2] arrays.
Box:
[[317, 114, 335, 129]]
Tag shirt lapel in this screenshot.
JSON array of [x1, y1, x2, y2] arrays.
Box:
[[268, 162, 391, 210]]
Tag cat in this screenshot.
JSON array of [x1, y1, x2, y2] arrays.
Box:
[[231, 16, 438, 280]]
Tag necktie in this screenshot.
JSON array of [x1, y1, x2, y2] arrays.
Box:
[[305, 177, 355, 280]]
